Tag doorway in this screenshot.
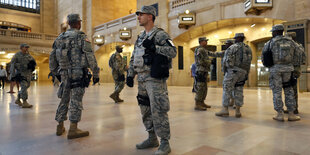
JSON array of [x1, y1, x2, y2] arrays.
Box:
[[256, 41, 269, 87]]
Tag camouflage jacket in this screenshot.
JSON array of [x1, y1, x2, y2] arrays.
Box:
[[128, 26, 176, 81], [10, 51, 36, 79], [110, 52, 126, 75], [49, 28, 100, 78], [194, 46, 211, 72]]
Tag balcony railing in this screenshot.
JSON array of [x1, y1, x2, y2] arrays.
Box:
[[0, 29, 57, 41], [170, 0, 195, 9], [94, 13, 136, 33]]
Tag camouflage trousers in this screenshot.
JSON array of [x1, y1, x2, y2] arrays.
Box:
[[138, 79, 170, 140], [194, 72, 208, 102], [222, 69, 247, 107], [18, 78, 31, 100], [112, 73, 125, 94], [55, 72, 85, 123], [269, 72, 296, 112]]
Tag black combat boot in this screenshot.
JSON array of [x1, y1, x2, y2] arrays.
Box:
[[136, 131, 159, 149]]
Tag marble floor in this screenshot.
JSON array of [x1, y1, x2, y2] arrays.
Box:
[[1, 82, 310, 155]]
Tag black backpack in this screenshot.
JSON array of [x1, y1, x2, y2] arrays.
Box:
[[262, 41, 274, 67]]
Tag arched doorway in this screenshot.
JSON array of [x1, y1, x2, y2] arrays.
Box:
[[172, 18, 286, 87]]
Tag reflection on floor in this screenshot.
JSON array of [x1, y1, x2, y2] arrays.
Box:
[[0, 82, 310, 155]]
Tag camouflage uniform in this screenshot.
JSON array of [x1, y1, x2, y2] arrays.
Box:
[[262, 26, 303, 114], [194, 39, 211, 106], [10, 49, 36, 101], [222, 42, 252, 107], [262, 37, 296, 113], [285, 32, 306, 113], [215, 33, 252, 118], [209, 39, 235, 106], [49, 23, 100, 123], [128, 26, 176, 140], [109, 46, 126, 101]]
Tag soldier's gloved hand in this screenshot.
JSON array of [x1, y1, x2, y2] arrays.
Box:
[[93, 77, 99, 85], [142, 39, 156, 53], [126, 76, 134, 87], [56, 75, 61, 82]]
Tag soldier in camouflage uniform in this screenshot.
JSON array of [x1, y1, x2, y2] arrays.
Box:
[[283, 32, 306, 114], [109, 45, 126, 103], [126, 5, 176, 155], [262, 25, 301, 121], [215, 33, 252, 118], [208, 39, 235, 106], [49, 14, 100, 139], [10, 43, 36, 108], [194, 37, 212, 111]]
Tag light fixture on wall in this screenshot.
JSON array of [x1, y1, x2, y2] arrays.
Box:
[[119, 27, 132, 40], [244, 0, 273, 15], [94, 35, 105, 46], [178, 10, 196, 29]]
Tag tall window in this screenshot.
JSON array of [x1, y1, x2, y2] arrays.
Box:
[[0, 0, 40, 14]]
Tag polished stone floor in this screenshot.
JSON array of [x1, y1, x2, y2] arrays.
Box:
[[1, 82, 310, 155]]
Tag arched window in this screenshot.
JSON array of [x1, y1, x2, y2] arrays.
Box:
[[0, 0, 40, 14]]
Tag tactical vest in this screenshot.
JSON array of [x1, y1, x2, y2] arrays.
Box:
[[55, 30, 87, 71], [133, 28, 163, 72], [271, 36, 294, 65]]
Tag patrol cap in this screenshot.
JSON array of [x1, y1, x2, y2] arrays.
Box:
[[286, 31, 296, 38], [225, 39, 234, 44], [270, 24, 284, 32], [233, 33, 245, 39], [135, 5, 156, 17], [20, 43, 30, 48], [67, 14, 82, 24], [198, 37, 208, 42], [116, 45, 123, 49]]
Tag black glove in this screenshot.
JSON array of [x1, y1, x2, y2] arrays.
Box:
[[126, 76, 134, 87], [93, 77, 99, 85], [27, 60, 36, 72], [142, 38, 156, 53], [56, 75, 61, 82], [117, 74, 125, 82]]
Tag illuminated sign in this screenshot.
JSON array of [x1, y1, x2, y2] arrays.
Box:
[[178, 11, 196, 29], [121, 32, 129, 36], [255, 0, 269, 3], [94, 35, 104, 46], [182, 17, 193, 21], [119, 29, 132, 40]]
